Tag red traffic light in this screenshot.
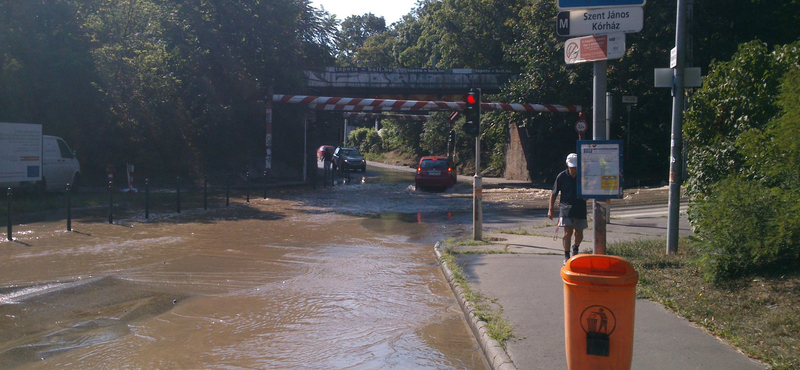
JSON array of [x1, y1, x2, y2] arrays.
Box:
[[466, 94, 477, 104]]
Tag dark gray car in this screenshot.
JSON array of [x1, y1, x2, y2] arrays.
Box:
[[333, 147, 366, 172]]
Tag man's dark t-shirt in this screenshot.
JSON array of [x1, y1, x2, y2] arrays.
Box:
[[553, 169, 587, 219]]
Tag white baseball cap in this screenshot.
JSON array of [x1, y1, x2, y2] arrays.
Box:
[[566, 153, 578, 168]]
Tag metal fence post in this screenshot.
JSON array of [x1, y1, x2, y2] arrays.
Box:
[[263, 170, 268, 199], [145, 179, 150, 219], [108, 180, 113, 224], [66, 184, 71, 231], [6, 188, 11, 241], [226, 173, 230, 207], [204, 175, 208, 210], [246, 171, 250, 203], [176, 176, 181, 214]]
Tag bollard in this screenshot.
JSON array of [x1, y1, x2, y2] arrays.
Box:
[[246, 171, 250, 203], [204, 175, 208, 210], [226, 173, 230, 207], [176, 176, 181, 214], [263, 170, 268, 199], [108, 180, 113, 224], [66, 184, 72, 232], [145, 179, 150, 219], [6, 188, 11, 241]]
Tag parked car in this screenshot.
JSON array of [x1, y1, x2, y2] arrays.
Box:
[[333, 147, 367, 172], [415, 156, 456, 189], [317, 145, 334, 161]]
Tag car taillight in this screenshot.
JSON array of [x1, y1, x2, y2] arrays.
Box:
[[417, 166, 421, 173], [448, 167, 452, 173]]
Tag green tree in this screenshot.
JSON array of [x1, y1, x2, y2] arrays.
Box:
[[336, 13, 387, 66], [684, 40, 800, 198], [686, 44, 800, 281]]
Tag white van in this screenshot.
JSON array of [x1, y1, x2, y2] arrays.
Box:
[[40, 135, 81, 192]]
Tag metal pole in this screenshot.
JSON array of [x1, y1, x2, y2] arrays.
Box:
[[626, 104, 632, 165], [176, 176, 181, 213], [266, 87, 273, 178], [226, 173, 230, 207], [145, 179, 150, 219], [343, 118, 348, 146], [66, 184, 71, 231], [473, 136, 483, 241], [246, 171, 250, 203], [108, 180, 113, 224], [303, 119, 308, 183], [605, 92, 613, 223], [204, 175, 208, 210], [592, 60, 608, 255], [263, 170, 268, 199], [667, 0, 688, 254], [6, 188, 11, 241]]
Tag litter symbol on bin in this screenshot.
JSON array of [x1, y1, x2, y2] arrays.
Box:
[[581, 305, 616, 357], [580, 305, 617, 335]]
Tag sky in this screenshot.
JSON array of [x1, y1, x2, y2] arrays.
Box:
[[310, 0, 418, 25]]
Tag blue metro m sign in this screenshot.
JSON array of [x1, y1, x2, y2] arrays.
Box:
[[558, 0, 645, 10]]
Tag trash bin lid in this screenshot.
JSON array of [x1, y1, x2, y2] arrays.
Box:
[[561, 255, 639, 287]]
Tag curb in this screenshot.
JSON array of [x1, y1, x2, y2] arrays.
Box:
[[434, 242, 518, 370]]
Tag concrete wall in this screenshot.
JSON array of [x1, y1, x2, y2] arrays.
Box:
[[504, 122, 531, 181]]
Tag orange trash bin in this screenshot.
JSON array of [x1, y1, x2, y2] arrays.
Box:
[[561, 254, 639, 370]]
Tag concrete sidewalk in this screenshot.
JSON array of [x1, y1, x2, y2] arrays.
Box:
[[445, 212, 766, 370]]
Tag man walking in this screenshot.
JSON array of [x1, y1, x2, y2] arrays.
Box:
[[548, 153, 587, 265]]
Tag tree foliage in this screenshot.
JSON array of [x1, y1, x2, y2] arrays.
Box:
[[0, 0, 338, 181], [686, 44, 800, 281], [684, 40, 800, 198]]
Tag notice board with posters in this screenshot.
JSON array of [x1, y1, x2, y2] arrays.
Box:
[[577, 140, 623, 199]]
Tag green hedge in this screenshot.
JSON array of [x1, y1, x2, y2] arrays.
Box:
[[691, 177, 800, 281]]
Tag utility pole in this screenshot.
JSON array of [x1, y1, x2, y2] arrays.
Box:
[[667, 0, 688, 254]]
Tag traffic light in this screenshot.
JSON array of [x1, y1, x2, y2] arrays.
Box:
[[463, 88, 481, 137]]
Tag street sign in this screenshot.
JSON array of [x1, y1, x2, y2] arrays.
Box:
[[654, 67, 702, 88], [564, 33, 626, 64], [670, 47, 677, 68], [575, 119, 588, 133], [621, 95, 638, 104], [558, 0, 646, 10], [556, 7, 643, 37]]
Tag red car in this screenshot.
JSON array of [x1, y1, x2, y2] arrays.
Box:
[[415, 156, 457, 189], [317, 145, 334, 161]]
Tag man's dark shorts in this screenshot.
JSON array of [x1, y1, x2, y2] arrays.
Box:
[[559, 217, 588, 230]]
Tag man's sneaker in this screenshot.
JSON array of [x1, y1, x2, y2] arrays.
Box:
[[572, 245, 580, 257], [564, 252, 571, 265]]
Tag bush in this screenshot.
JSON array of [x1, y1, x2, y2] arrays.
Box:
[[691, 176, 800, 281], [348, 127, 382, 154]]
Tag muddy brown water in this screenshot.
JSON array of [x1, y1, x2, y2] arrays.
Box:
[[0, 174, 488, 369]]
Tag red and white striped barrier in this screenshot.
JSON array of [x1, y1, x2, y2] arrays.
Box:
[[273, 94, 581, 113], [343, 112, 433, 121]]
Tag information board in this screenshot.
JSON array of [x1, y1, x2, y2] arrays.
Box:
[[564, 33, 625, 64], [558, 0, 646, 10], [577, 140, 623, 199]]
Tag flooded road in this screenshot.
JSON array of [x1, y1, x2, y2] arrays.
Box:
[[0, 167, 488, 369]]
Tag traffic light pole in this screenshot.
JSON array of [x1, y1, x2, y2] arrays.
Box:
[[474, 136, 483, 241]]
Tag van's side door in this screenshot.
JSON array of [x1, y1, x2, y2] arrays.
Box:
[[56, 138, 78, 185], [42, 137, 70, 189]]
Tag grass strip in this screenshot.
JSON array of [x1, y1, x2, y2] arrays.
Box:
[[609, 238, 799, 370], [439, 244, 514, 348]]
